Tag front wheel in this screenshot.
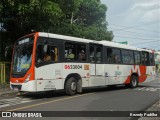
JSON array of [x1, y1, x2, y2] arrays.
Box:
[[65, 77, 77, 96], [130, 75, 138, 88]]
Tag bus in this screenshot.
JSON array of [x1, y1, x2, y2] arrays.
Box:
[[10, 32, 156, 95]]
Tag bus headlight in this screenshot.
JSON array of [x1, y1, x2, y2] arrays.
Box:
[[24, 74, 31, 83]]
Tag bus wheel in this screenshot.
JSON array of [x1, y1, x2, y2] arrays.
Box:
[[65, 77, 77, 96], [130, 75, 138, 88]]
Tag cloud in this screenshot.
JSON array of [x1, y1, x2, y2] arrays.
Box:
[[130, 2, 160, 12], [100, 0, 160, 50], [126, 1, 160, 24], [141, 8, 160, 23]]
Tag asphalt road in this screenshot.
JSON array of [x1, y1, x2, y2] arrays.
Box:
[[0, 75, 159, 120]]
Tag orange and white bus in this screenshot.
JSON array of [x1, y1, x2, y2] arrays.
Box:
[[10, 32, 156, 95]]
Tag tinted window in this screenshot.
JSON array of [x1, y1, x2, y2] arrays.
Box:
[[96, 46, 102, 63], [36, 44, 59, 63], [141, 51, 149, 65], [89, 46, 94, 63], [65, 42, 86, 61], [149, 53, 155, 66], [134, 51, 141, 64], [107, 48, 121, 64], [121, 50, 134, 64]]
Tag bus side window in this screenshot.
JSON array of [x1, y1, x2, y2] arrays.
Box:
[[50, 46, 59, 62], [36, 45, 45, 63], [122, 50, 134, 64], [141, 51, 149, 65], [43, 45, 51, 61], [77, 44, 86, 61], [107, 48, 113, 63], [134, 51, 141, 64], [65, 42, 76, 61], [36, 44, 58, 63], [96, 46, 102, 63], [107, 48, 121, 64], [89, 46, 94, 63], [149, 53, 155, 66]]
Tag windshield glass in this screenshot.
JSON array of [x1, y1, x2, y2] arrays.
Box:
[[12, 36, 34, 74]]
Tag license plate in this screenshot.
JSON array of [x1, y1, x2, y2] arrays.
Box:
[[14, 87, 19, 92]]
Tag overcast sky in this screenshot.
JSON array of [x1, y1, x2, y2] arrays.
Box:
[[101, 0, 160, 51]]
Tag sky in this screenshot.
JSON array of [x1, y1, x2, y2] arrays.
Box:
[[101, 0, 160, 51]]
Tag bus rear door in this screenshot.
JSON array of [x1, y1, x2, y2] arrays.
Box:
[[89, 44, 105, 86]]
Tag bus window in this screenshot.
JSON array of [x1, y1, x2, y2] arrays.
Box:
[[134, 51, 141, 65], [107, 48, 121, 64], [141, 51, 149, 65], [65, 42, 87, 61], [36, 45, 44, 63], [122, 50, 134, 64], [149, 53, 155, 66], [96, 46, 102, 63], [77, 44, 86, 61], [36, 44, 58, 63], [89, 46, 94, 63], [65, 42, 76, 60], [50, 46, 59, 62]]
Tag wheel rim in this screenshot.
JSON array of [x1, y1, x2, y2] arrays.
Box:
[[132, 77, 137, 87], [71, 82, 76, 91]]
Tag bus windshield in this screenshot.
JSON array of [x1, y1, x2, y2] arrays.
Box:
[[12, 36, 34, 74]]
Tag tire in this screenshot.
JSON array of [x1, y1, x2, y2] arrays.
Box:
[[130, 75, 138, 88], [65, 77, 77, 96]]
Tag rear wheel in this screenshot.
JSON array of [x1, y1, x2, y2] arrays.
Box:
[[130, 75, 138, 88], [65, 77, 77, 96]]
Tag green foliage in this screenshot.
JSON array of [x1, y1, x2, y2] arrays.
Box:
[[0, 0, 114, 61]]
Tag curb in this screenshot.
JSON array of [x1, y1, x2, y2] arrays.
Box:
[[0, 89, 17, 97]]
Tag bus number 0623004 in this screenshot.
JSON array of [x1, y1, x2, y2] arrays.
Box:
[[65, 65, 82, 69]]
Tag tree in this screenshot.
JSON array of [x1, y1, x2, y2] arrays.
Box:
[[0, 0, 114, 61], [0, 0, 63, 61], [52, 0, 113, 40]]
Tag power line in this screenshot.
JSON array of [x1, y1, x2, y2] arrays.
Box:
[[145, 44, 160, 47], [110, 23, 159, 34], [114, 29, 158, 38]]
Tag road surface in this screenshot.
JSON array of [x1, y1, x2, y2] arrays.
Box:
[[0, 75, 159, 120]]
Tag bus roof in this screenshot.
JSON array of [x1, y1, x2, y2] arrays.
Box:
[[38, 32, 153, 53], [38, 32, 94, 43]]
